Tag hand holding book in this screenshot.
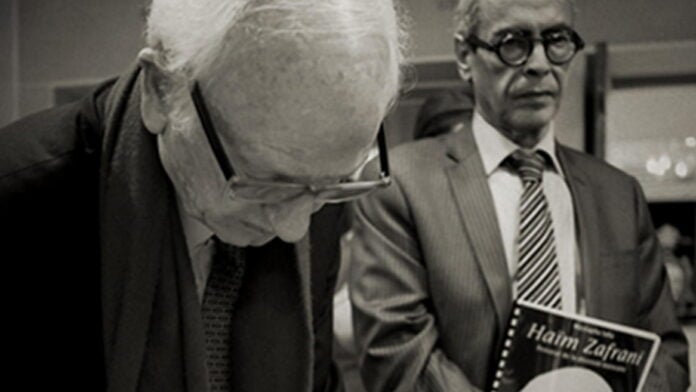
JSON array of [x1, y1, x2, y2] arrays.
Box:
[[490, 301, 660, 392]]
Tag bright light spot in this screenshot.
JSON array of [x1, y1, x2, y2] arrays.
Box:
[[686, 137, 696, 148], [658, 154, 672, 170], [646, 158, 667, 176], [675, 162, 689, 178]]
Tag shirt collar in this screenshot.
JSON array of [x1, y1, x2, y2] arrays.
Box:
[[471, 110, 564, 178], [177, 198, 214, 254]]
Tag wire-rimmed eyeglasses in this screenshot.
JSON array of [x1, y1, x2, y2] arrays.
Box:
[[189, 82, 391, 204]]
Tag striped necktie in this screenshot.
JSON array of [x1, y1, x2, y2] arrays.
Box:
[[201, 237, 246, 391], [508, 149, 562, 309]]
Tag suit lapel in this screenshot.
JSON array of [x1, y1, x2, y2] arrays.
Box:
[[556, 146, 603, 317], [445, 129, 512, 335], [294, 235, 314, 392], [171, 211, 209, 392], [100, 67, 179, 391]]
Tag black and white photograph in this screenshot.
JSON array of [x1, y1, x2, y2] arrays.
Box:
[[1, 0, 695, 391]]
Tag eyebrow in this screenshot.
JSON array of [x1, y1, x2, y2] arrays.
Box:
[[491, 23, 573, 39], [542, 23, 574, 33], [491, 27, 528, 40]]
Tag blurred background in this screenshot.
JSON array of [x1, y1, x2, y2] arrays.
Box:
[[1, 0, 695, 389]]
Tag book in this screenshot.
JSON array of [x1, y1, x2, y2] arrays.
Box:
[[490, 300, 660, 392]]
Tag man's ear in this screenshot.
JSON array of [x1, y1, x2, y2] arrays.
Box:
[[454, 33, 473, 83], [138, 48, 174, 134]]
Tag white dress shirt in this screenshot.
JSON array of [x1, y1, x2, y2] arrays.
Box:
[[178, 200, 215, 302], [471, 112, 581, 313]]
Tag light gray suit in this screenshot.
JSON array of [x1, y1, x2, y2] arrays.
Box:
[[349, 123, 689, 391]]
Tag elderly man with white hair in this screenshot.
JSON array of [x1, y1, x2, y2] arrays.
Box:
[[0, 1, 406, 391]]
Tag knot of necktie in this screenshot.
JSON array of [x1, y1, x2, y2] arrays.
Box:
[[507, 149, 547, 183]]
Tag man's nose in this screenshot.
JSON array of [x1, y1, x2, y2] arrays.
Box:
[[264, 194, 317, 243], [524, 41, 552, 76]]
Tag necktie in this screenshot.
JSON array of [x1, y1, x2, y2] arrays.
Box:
[[508, 150, 562, 309], [201, 237, 246, 392]]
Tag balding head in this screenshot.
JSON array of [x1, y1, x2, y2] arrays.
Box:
[[145, 0, 405, 94], [144, 0, 406, 176], [199, 1, 403, 179]]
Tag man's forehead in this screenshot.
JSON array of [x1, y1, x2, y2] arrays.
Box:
[[477, 0, 574, 35]]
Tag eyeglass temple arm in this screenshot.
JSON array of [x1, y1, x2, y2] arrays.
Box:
[[193, 82, 390, 183], [377, 124, 390, 179], [455, 33, 490, 52], [191, 82, 235, 181], [571, 31, 585, 50]]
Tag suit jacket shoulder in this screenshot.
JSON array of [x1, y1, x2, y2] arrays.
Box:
[[0, 76, 119, 390], [0, 78, 115, 204], [390, 133, 459, 172], [376, 132, 465, 204], [558, 143, 639, 187]]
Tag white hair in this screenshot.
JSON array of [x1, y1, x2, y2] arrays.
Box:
[[454, 0, 480, 38], [454, 0, 577, 36], [146, 0, 409, 84]]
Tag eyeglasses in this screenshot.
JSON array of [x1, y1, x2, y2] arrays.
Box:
[[189, 82, 391, 204], [457, 28, 585, 67]]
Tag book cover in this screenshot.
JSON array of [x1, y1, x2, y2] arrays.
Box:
[[490, 300, 660, 392]]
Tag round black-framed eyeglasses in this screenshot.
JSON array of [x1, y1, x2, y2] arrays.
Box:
[[457, 28, 585, 67]]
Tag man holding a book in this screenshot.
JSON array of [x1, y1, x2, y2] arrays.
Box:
[[348, 0, 690, 390]]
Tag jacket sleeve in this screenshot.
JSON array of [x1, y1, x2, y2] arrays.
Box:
[[0, 78, 113, 206], [348, 172, 482, 392], [632, 178, 690, 392], [0, 79, 114, 389]]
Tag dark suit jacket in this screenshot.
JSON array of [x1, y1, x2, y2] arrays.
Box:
[[0, 66, 345, 392], [349, 124, 689, 391]]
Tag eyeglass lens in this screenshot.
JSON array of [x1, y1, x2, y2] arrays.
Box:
[[498, 31, 578, 65], [228, 181, 381, 204], [227, 184, 306, 204]]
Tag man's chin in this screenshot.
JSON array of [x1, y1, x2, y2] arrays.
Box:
[[246, 231, 307, 247], [247, 236, 277, 247], [213, 229, 277, 248], [209, 221, 309, 247], [218, 236, 265, 248], [242, 228, 310, 246]]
